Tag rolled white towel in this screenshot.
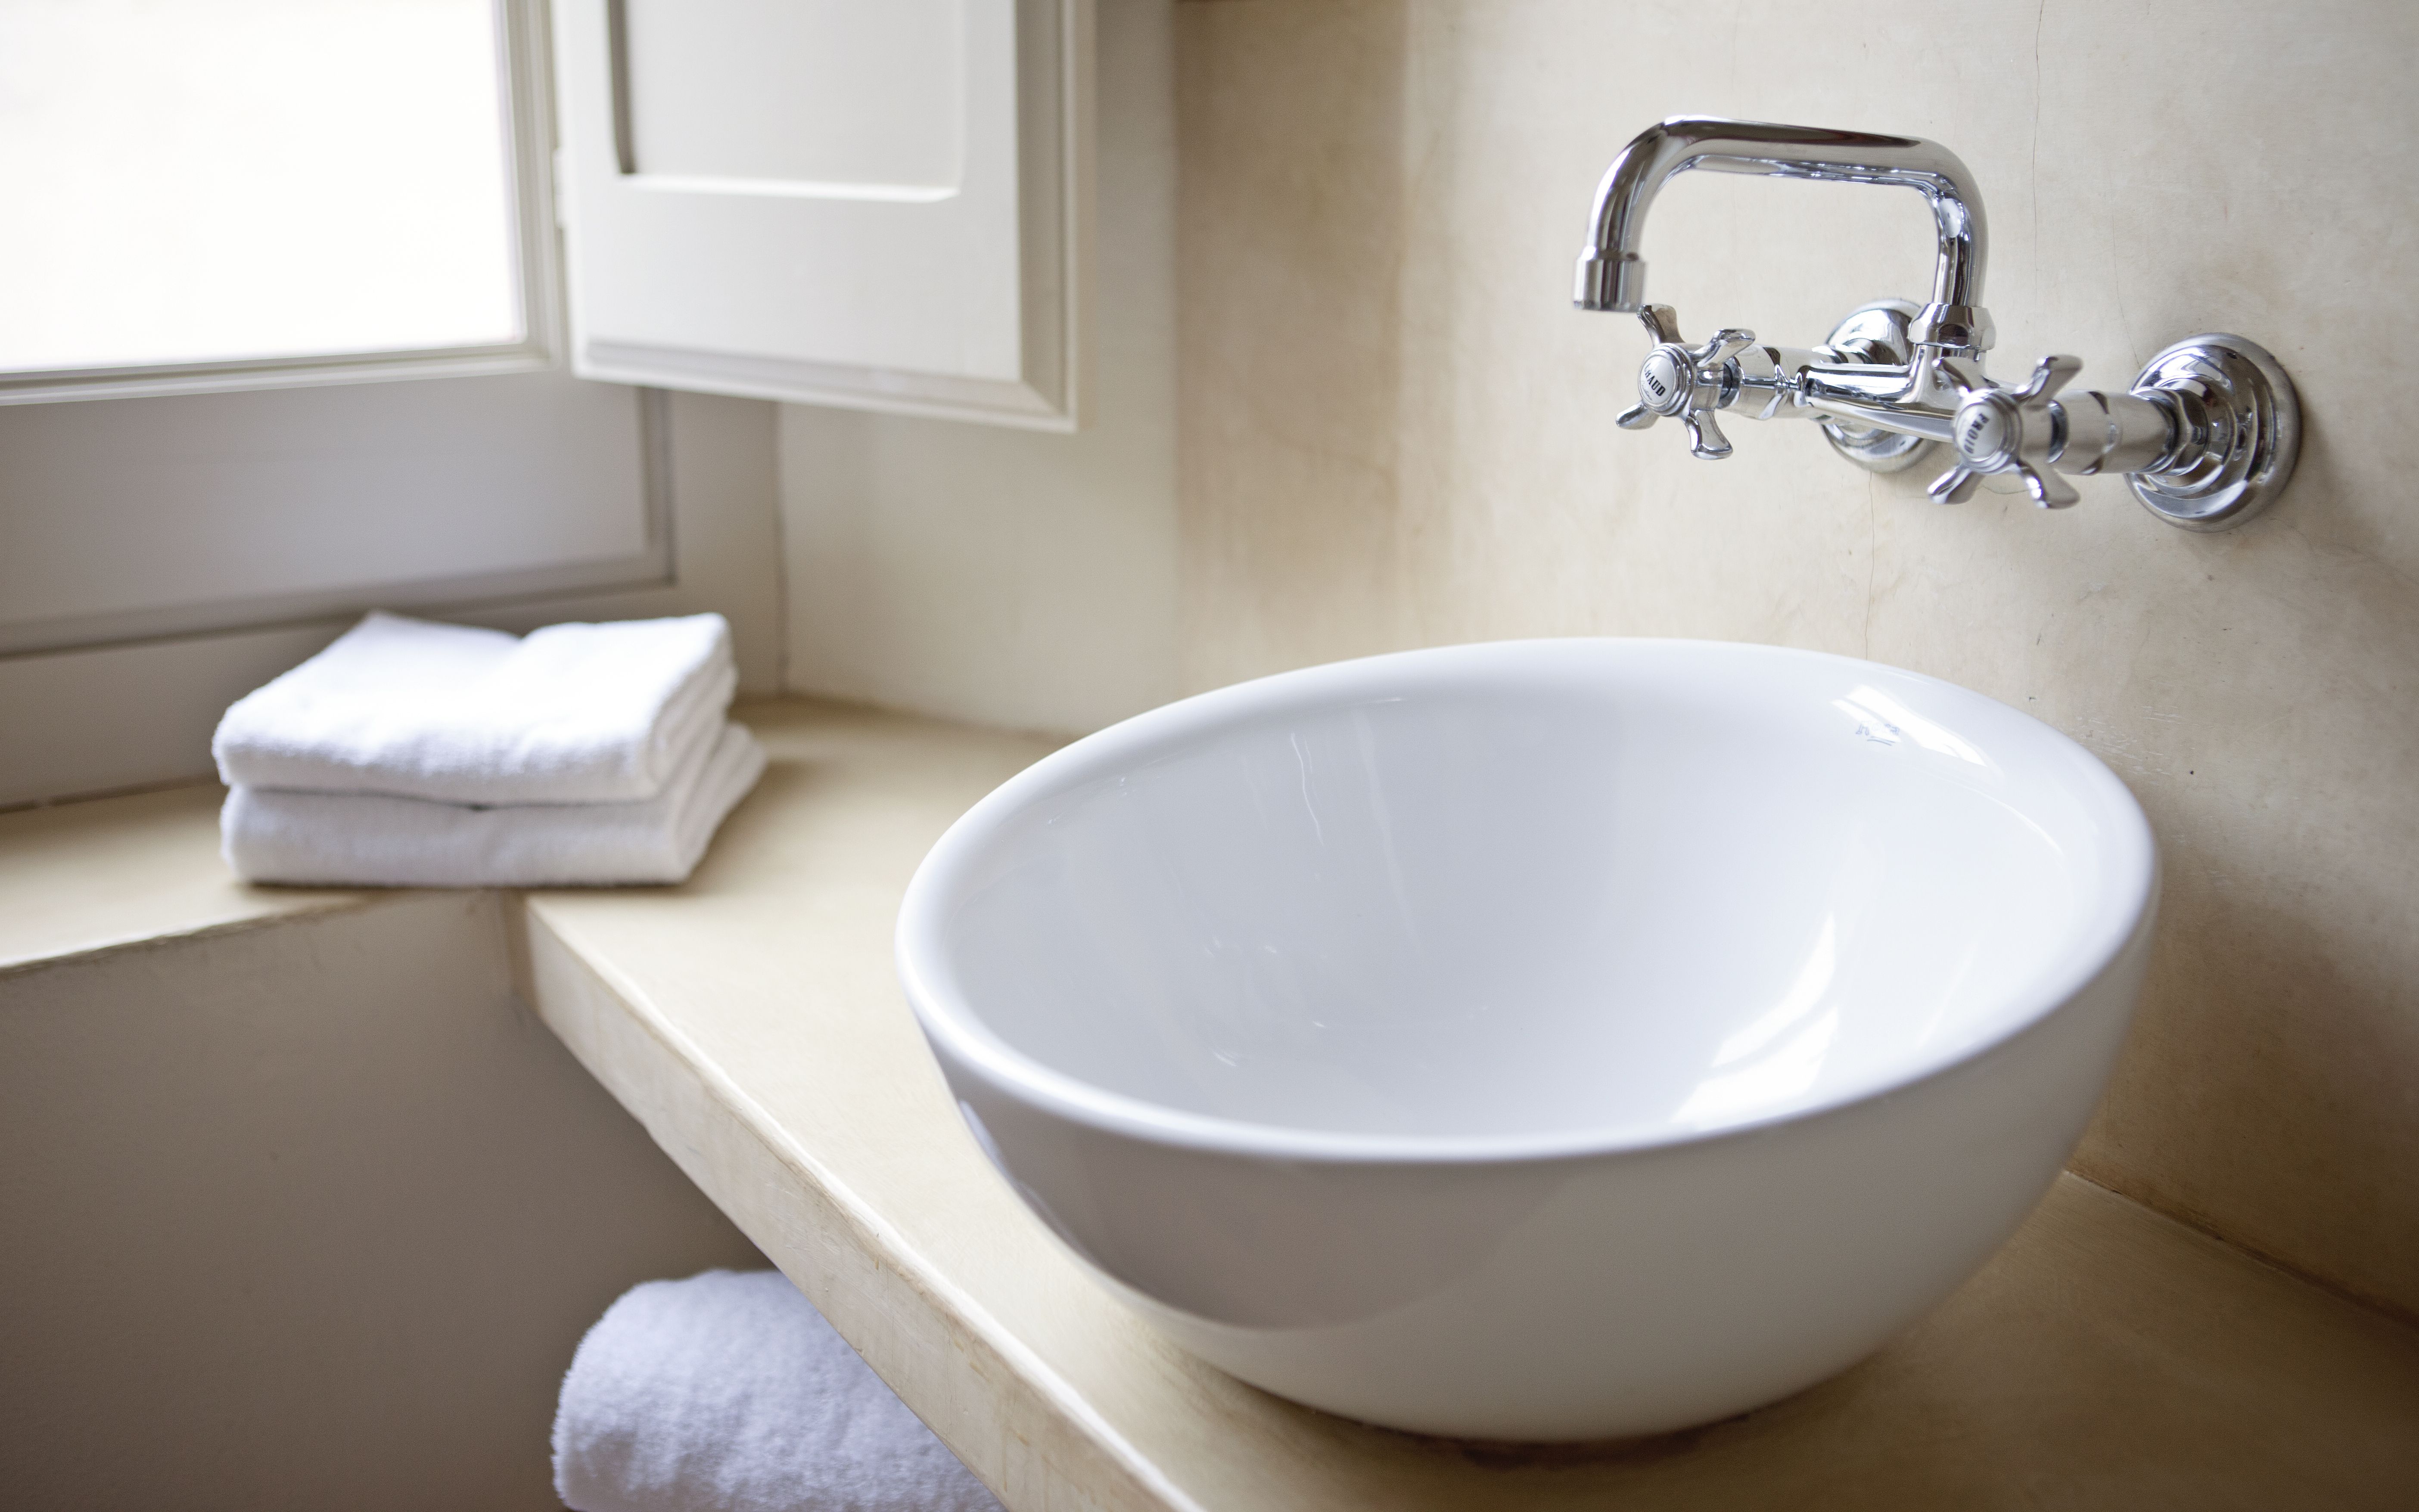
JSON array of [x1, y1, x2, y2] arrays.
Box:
[[554, 1270, 1003, 1512], [222, 721, 765, 887], [214, 610, 736, 805]]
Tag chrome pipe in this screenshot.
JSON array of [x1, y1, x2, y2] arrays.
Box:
[[1573, 117, 1992, 353]]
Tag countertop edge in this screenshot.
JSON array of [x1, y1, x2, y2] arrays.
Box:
[[509, 893, 1207, 1512], [0, 889, 404, 982]]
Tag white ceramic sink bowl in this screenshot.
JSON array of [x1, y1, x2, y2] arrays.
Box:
[[898, 639, 2157, 1441]]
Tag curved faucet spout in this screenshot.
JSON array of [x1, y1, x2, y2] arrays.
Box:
[[1574, 117, 1992, 352]]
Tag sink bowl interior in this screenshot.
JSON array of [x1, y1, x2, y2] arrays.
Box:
[[923, 640, 2142, 1149]]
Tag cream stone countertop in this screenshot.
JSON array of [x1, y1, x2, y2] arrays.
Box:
[[513, 701, 2419, 1512], [0, 781, 377, 974], [9, 700, 2419, 1509]]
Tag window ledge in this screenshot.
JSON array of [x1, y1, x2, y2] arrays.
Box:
[[11, 698, 2419, 1508], [0, 345, 556, 409], [0, 781, 382, 977]]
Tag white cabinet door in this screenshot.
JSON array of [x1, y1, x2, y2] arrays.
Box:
[[554, 0, 1089, 431]]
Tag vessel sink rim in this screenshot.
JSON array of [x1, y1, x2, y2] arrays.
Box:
[[896, 636, 2158, 1167]]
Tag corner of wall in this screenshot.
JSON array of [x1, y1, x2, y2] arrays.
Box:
[[775, 0, 1180, 737]]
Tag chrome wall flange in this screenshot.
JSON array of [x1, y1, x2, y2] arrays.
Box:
[[2125, 335, 2300, 532], [1818, 301, 1938, 475]]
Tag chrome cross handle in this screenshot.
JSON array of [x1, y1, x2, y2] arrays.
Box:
[[1929, 354, 2087, 508], [1923, 349, 2270, 522], [1616, 305, 1755, 461]]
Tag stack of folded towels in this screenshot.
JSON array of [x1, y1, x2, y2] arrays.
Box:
[[214, 610, 765, 887]]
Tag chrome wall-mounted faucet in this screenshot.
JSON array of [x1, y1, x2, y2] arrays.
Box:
[[1576, 118, 2298, 530]]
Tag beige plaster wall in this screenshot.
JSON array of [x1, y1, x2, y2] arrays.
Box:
[[1177, 0, 2419, 1319], [781, 0, 1180, 736], [0, 893, 763, 1509]]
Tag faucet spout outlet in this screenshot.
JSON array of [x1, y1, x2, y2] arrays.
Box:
[[1575, 116, 2300, 529]]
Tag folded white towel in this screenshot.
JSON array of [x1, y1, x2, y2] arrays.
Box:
[[554, 1270, 1002, 1512], [214, 610, 736, 805], [222, 721, 766, 887]]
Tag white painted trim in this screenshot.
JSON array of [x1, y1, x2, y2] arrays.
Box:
[[620, 174, 956, 205], [582, 341, 1079, 433], [0, 348, 561, 409]]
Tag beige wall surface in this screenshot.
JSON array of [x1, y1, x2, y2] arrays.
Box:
[[0, 892, 762, 1510], [781, 0, 1181, 736], [1177, 0, 2419, 1319]]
